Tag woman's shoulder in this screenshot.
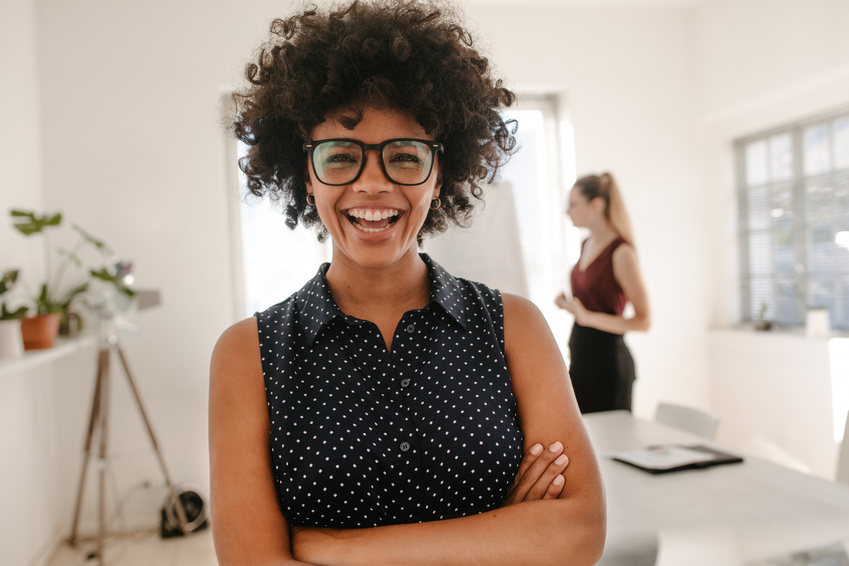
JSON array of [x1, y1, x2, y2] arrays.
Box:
[[212, 316, 259, 359], [211, 317, 262, 381], [501, 293, 547, 335], [611, 239, 638, 265]]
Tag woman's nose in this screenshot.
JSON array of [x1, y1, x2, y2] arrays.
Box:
[[353, 151, 392, 192]]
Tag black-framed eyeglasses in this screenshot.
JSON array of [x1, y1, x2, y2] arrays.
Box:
[[303, 138, 444, 186]]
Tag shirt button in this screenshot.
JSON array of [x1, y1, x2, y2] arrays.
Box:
[[405, 324, 415, 333], [400, 378, 411, 388], [400, 441, 411, 452]]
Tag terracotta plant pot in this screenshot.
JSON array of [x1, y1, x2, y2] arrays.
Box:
[[21, 313, 61, 350], [0, 319, 25, 359]]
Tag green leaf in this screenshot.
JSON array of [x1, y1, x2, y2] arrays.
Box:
[[61, 282, 89, 304], [89, 268, 135, 297], [0, 303, 29, 320], [0, 270, 20, 295], [35, 283, 63, 315], [10, 210, 62, 236], [57, 248, 84, 268], [73, 224, 112, 254]]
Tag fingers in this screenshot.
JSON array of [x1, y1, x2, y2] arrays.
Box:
[[525, 443, 568, 501], [504, 442, 569, 505], [503, 443, 544, 505], [542, 460, 567, 500], [513, 443, 543, 486]]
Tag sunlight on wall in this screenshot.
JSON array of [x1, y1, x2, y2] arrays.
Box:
[[830, 337, 849, 443]]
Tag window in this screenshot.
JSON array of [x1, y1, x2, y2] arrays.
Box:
[[236, 150, 332, 316], [736, 108, 849, 329]]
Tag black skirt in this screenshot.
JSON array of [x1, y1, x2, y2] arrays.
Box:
[[567, 323, 636, 414]]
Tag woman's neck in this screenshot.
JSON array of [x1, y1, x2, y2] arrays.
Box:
[[587, 221, 618, 246], [325, 251, 431, 318]]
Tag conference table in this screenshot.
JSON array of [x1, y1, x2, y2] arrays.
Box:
[[583, 411, 849, 565]]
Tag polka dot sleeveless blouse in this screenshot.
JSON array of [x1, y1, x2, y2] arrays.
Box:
[[256, 254, 524, 528]]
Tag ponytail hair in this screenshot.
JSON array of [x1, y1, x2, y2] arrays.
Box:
[[573, 172, 635, 245]]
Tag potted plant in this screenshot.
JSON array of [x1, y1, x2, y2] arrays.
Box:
[[754, 301, 772, 331], [0, 270, 29, 358], [10, 209, 133, 348]]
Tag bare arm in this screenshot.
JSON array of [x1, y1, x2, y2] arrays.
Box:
[[209, 318, 315, 566], [556, 243, 651, 335], [291, 295, 606, 565]]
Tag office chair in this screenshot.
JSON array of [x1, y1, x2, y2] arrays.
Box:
[[654, 402, 720, 440], [838, 411, 849, 485]]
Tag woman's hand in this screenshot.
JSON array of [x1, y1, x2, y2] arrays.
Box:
[[556, 294, 590, 326], [554, 292, 569, 310], [502, 442, 569, 506]]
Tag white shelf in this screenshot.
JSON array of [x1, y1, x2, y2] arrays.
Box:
[[0, 335, 96, 379]]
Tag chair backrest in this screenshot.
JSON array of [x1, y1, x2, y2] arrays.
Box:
[[838, 411, 849, 485], [654, 402, 720, 440]]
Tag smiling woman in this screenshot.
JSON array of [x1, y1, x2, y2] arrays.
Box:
[[209, 1, 605, 565], [303, 108, 443, 277]]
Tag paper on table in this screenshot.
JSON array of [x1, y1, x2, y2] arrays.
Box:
[[612, 445, 717, 470]]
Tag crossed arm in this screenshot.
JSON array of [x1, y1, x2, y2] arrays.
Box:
[[209, 296, 605, 566]]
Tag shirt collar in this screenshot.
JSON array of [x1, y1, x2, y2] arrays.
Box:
[[421, 253, 469, 330], [295, 253, 469, 346]]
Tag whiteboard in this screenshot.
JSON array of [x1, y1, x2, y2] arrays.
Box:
[[423, 181, 528, 298]]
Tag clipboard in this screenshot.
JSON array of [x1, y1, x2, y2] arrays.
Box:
[[611, 444, 744, 474]]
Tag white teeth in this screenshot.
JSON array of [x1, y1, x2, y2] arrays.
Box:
[[352, 223, 390, 233], [346, 208, 400, 220]]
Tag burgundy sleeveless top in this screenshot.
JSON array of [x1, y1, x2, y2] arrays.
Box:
[[570, 237, 628, 316]]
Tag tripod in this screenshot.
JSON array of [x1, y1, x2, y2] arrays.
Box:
[[68, 315, 188, 565]]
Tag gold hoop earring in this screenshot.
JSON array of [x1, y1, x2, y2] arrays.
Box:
[[306, 194, 316, 207], [430, 197, 441, 210]]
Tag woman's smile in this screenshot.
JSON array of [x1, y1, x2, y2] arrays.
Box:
[[344, 207, 402, 233]]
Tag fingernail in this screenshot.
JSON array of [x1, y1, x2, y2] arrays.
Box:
[[555, 454, 567, 465], [549, 441, 563, 452], [553, 474, 565, 486], [530, 444, 543, 455]]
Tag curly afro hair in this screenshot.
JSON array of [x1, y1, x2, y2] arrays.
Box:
[[232, 0, 517, 241]]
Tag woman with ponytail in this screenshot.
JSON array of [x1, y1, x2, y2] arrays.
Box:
[[555, 172, 651, 413]]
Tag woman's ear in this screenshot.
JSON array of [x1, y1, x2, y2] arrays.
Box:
[[304, 165, 313, 193], [590, 196, 606, 214], [432, 165, 443, 199]]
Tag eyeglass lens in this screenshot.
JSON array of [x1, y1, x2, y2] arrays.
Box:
[[311, 140, 436, 186]]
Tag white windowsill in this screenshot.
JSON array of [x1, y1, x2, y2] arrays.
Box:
[[710, 324, 849, 340], [0, 335, 97, 379]]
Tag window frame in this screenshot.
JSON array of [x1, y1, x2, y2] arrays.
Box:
[[735, 105, 849, 330]]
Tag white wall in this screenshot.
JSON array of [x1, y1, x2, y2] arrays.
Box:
[[0, 1, 61, 565], [693, 0, 849, 478]]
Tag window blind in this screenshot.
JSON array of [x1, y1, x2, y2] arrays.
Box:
[[736, 108, 849, 329]]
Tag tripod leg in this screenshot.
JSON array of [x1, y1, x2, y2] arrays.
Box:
[[96, 347, 111, 566], [69, 347, 107, 547], [115, 344, 189, 533]]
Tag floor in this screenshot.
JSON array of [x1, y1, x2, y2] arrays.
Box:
[[45, 528, 217, 566]]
